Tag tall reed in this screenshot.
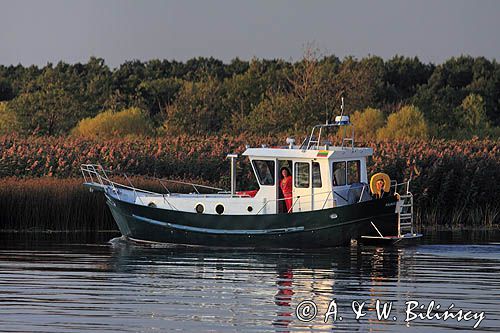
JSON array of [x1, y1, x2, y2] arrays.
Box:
[[0, 134, 498, 229]]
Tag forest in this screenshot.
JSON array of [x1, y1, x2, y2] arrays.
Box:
[[0, 53, 499, 139]]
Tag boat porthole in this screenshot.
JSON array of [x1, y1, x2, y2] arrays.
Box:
[[247, 206, 253, 212], [215, 204, 225, 215], [329, 213, 338, 219], [148, 202, 157, 208], [195, 203, 204, 214]]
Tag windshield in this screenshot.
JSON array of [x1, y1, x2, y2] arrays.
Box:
[[252, 160, 275, 186]]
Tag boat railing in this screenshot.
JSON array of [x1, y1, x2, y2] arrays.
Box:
[[300, 98, 354, 151], [81, 164, 163, 197], [81, 164, 229, 198], [390, 179, 411, 196], [255, 184, 371, 214], [300, 122, 355, 151]]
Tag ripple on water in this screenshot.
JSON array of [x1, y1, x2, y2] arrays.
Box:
[[0, 233, 498, 332]]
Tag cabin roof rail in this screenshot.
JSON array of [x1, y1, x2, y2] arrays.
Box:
[[300, 97, 355, 151]]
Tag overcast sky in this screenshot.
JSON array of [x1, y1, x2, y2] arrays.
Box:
[[0, 0, 499, 68]]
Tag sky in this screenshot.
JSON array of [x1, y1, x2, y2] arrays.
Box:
[[0, 0, 499, 68]]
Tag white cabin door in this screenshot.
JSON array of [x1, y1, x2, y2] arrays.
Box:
[[292, 161, 312, 212]]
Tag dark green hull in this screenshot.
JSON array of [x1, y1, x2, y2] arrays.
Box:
[[105, 193, 400, 248]]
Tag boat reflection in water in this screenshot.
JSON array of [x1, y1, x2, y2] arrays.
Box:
[[108, 238, 422, 331]]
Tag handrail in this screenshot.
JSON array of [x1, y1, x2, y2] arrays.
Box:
[[391, 179, 411, 196], [81, 164, 226, 196], [254, 183, 370, 214]]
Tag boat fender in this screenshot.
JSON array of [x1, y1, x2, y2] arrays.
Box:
[[370, 173, 391, 197]]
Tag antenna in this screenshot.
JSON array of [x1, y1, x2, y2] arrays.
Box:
[[339, 97, 345, 118], [324, 101, 329, 125]]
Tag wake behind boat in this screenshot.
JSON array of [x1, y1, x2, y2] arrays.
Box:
[[82, 99, 422, 248]]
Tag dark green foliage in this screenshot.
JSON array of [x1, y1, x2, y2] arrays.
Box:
[[0, 78, 14, 101], [412, 56, 500, 131], [4, 58, 112, 135], [383, 55, 434, 103]]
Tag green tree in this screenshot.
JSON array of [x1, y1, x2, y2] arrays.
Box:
[[163, 78, 225, 134], [9, 87, 79, 135], [7, 60, 112, 135], [275, 47, 340, 129], [377, 105, 428, 140], [0, 101, 19, 134], [222, 59, 287, 133], [383, 55, 434, 103], [457, 93, 490, 136], [0, 78, 14, 101], [326, 56, 384, 113], [137, 78, 182, 121], [242, 93, 302, 134], [411, 56, 500, 135]]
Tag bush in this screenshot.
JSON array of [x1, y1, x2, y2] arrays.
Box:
[[377, 105, 428, 140], [338, 107, 385, 140], [71, 107, 153, 139], [0, 102, 19, 134]]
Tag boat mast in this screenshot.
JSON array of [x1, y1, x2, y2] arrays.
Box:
[[227, 154, 238, 196]]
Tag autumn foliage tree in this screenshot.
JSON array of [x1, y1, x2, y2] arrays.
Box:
[[342, 107, 385, 140], [377, 105, 429, 140], [72, 107, 153, 139]]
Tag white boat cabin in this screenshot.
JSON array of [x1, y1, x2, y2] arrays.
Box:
[[239, 144, 373, 214]]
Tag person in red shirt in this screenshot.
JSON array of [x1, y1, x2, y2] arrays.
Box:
[[280, 167, 293, 213]]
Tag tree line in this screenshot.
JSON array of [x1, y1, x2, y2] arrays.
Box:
[[0, 53, 499, 139]]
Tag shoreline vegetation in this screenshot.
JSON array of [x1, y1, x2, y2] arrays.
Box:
[[0, 135, 498, 231], [0, 54, 499, 232]]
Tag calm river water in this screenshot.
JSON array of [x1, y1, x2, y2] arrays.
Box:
[[0, 230, 498, 332]]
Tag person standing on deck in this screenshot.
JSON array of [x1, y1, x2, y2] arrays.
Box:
[[280, 167, 293, 213], [373, 179, 387, 199]]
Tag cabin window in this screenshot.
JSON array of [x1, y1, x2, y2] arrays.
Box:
[[312, 162, 322, 188], [332, 161, 346, 186], [252, 160, 275, 186], [294, 162, 310, 188], [347, 160, 361, 184]]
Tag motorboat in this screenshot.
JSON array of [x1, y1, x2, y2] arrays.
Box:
[[82, 99, 422, 248]]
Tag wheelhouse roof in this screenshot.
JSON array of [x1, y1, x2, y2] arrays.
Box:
[[242, 146, 373, 160]]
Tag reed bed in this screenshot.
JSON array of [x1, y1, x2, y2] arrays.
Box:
[[0, 135, 499, 230], [0, 176, 211, 232]]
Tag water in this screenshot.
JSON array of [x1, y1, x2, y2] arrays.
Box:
[[0, 231, 498, 332]]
